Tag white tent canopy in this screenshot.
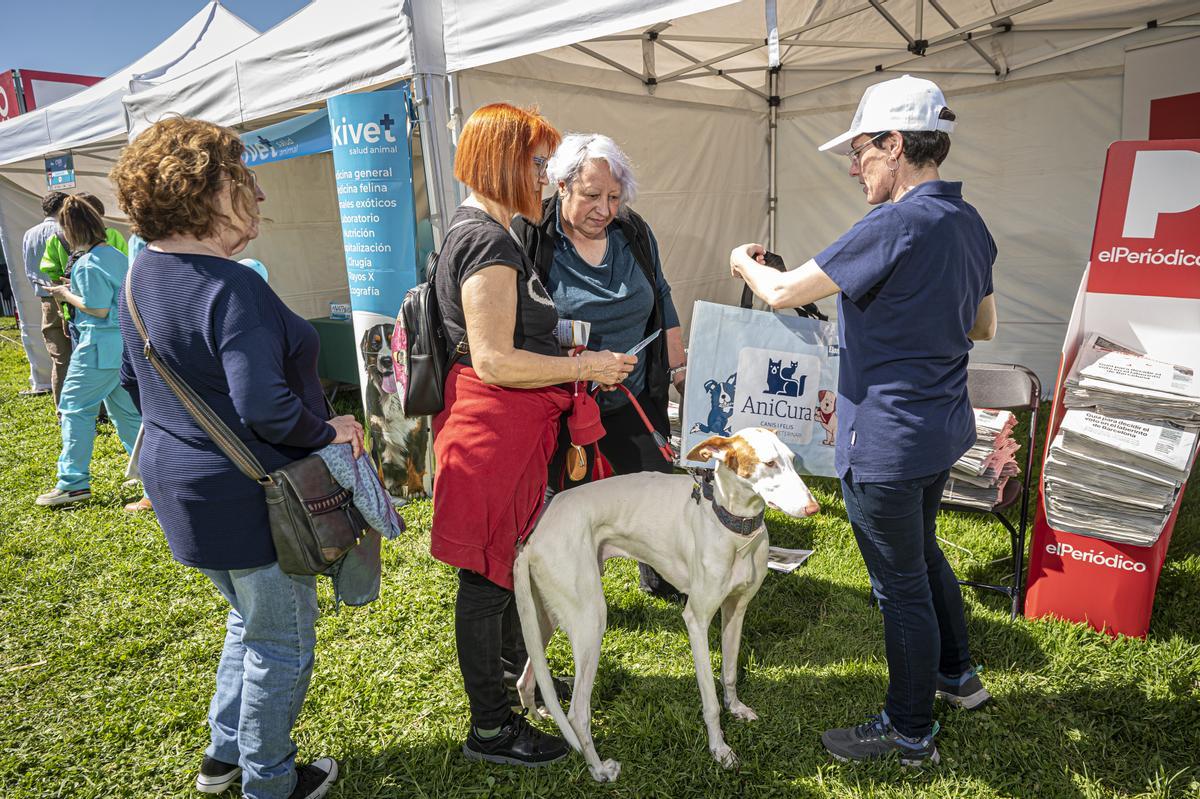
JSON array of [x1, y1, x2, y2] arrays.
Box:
[[0, 2, 257, 174], [8, 0, 1200, 388]]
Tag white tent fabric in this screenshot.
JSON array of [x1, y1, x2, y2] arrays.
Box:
[[0, 2, 257, 167], [0, 176, 53, 390], [125, 0, 414, 135]]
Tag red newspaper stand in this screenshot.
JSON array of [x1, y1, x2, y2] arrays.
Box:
[[1024, 140, 1200, 638]]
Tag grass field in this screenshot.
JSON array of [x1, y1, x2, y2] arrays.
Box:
[[1, 317, 1198, 799]]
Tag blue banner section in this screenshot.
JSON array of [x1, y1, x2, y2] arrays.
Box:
[[241, 108, 333, 167], [327, 89, 418, 319], [45, 154, 76, 189]]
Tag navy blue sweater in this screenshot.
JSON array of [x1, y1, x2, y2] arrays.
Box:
[[119, 250, 334, 570]]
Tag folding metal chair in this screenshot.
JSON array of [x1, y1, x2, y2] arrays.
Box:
[[941, 363, 1041, 619]]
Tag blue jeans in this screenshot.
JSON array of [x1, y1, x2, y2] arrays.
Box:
[[199, 563, 319, 799], [841, 470, 972, 738]]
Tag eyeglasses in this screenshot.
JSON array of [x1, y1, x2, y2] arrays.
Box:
[[848, 132, 888, 167], [532, 156, 548, 177], [220, 168, 260, 189]]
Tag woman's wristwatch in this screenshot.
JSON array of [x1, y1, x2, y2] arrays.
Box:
[[668, 364, 687, 379]]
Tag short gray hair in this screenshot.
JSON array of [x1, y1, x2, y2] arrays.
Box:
[[546, 133, 638, 205]]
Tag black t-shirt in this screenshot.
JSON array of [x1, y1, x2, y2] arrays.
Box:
[[434, 206, 560, 367]]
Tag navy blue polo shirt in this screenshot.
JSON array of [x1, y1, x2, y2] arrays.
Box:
[[814, 180, 996, 482]]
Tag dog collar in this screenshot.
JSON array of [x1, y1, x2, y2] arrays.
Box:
[[691, 473, 765, 537]]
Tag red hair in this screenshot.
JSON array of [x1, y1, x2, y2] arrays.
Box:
[[454, 103, 560, 220]]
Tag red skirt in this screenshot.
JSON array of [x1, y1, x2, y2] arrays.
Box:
[[431, 364, 571, 590]]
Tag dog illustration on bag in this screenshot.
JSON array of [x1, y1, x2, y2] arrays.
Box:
[[690, 373, 737, 437], [765, 359, 804, 397], [816, 389, 837, 446], [360, 323, 429, 497]]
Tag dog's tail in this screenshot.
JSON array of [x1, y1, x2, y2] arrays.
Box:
[[512, 547, 584, 753]]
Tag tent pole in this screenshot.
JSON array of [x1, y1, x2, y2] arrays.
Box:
[[768, 68, 778, 251], [412, 73, 459, 250]]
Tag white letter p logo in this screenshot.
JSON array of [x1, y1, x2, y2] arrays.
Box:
[[1122, 150, 1200, 238]]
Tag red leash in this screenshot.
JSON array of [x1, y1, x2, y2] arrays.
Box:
[[594, 384, 676, 465]]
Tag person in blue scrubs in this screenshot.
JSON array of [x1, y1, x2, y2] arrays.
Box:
[[731, 75, 999, 766], [36, 196, 141, 506]]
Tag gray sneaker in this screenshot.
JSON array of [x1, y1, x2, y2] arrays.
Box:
[[35, 487, 91, 507], [936, 668, 991, 710], [821, 714, 939, 767]]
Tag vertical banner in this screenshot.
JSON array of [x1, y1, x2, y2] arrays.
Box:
[[682, 301, 840, 477], [45, 154, 76, 190], [328, 88, 429, 498]]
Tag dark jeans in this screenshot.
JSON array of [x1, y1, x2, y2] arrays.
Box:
[[455, 569, 529, 729], [546, 389, 679, 597], [841, 469, 972, 739]]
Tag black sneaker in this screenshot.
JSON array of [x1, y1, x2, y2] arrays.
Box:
[[463, 711, 570, 767], [288, 757, 338, 799], [194, 756, 241, 794], [821, 713, 940, 767], [504, 671, 573, 707], [936, 668, 991, 710]]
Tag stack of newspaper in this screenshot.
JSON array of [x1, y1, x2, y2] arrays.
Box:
[[1063, 334, 1200, 425], [1044, 335, 1200, 545], [941, 408, 1021, 510]]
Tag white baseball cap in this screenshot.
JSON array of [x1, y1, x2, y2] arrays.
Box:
[[818, 74, 956, 155]]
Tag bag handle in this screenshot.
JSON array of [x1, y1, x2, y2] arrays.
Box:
[[124, 267, 274, 487]]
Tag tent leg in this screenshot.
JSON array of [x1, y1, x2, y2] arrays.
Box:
[[768, 69, 778, 251], [412, 73, 461, 249]]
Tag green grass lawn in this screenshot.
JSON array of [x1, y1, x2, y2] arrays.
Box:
[[1, 317, 1197, 799]]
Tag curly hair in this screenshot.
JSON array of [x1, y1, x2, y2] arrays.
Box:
[[110, 117, 259, 241]]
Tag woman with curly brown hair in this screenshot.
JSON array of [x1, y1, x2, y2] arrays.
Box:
[[35, 196, 141, 507], [111, 117, 360, 799]]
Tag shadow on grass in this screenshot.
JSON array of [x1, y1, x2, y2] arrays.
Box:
[[341, 670, 1197, 799]]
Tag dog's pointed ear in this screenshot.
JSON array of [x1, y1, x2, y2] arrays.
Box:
[[686, 436, 739, 471]]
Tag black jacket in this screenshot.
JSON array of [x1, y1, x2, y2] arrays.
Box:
[[512, 195, 670, 411]]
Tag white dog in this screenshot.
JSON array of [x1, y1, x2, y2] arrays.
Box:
[[513, 427, 820, 782]]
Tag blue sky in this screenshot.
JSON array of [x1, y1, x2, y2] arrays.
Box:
[[1, 1, 309, 77]]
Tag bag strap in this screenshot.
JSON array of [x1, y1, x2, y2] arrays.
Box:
[[429, 217, 488, 361], [124, 268, 274, 487]]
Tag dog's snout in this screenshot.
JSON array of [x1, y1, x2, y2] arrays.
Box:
[[803, 500, 821, 516], [379, 354, 393, 369]]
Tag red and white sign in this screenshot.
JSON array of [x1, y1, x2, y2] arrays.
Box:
[[1088, 141, 1200, 299], [0, 70, 20, 122], [1024, 139, 1200, 639], [0, 69, 101, 122]]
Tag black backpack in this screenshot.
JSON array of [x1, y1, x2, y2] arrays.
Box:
[[393, 220, 476, 416]]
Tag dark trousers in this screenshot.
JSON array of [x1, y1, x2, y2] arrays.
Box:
[[39, 297, 72, 408], [455, 569, 529, 729], [547, 390, 680, 597], [841, 469, 972, 739]]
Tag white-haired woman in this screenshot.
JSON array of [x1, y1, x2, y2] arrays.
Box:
[[513, 133, 688, 600]]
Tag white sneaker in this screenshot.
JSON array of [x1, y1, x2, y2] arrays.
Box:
[[35, 488, 91, 507]]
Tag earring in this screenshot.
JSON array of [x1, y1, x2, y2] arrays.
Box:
[[887, 157, 899, 174]]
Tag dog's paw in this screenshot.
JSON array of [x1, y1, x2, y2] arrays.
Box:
[[535, 703, 553, 720], [589, 759, 621, 783], [728, 701, 758, 722], [711, 744, 739, 769]]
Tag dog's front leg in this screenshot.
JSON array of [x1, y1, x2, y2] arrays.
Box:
[[720, 594, 757, 721], [683, 601, 738, 769]]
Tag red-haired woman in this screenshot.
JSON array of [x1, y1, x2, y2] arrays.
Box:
[[431, 103, 636, 767]]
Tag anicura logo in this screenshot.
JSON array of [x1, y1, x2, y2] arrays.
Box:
[[331, 113, 399, 147], [1045, 542, 1147, 573]]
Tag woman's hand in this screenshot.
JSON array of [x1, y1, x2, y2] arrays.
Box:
[[578, 350, 636, 389], [45, 284, 70, 300], [730, 242, 766, 278], [327, 414, 365, 458]]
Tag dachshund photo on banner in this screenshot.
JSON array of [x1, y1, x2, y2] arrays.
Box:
[[360, 322, 429, 498]]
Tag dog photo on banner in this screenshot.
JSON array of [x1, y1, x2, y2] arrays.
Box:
[[682, 301, 840, 477]]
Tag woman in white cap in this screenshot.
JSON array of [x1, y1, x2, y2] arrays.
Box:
[[730, 74, 997, 767]]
